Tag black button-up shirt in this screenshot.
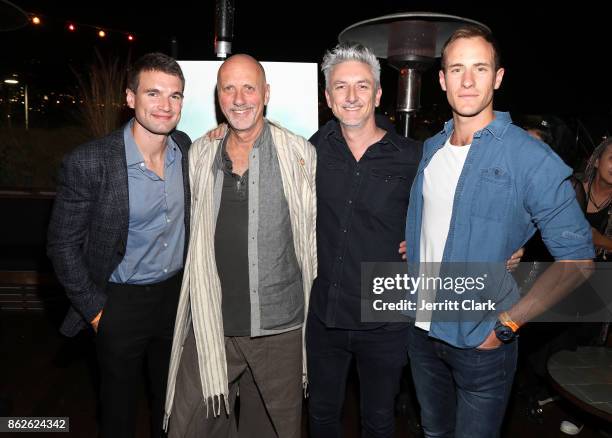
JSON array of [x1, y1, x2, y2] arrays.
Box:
[[309, 117, 422, 329]]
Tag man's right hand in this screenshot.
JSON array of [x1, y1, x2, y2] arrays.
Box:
[[91, 310, 103, 333], [398, 240, 407, 260], [476, 329, 503, 350], [206, 123, 227, 140]]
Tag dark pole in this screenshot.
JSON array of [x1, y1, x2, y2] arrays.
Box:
[[170, 36, 178, 59], [397, 113, 411, 138], [215, 0, 235, 59], [396, 66, 422, 138]]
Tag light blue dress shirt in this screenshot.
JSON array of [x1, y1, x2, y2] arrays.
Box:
[[109, 120, 185, 284]]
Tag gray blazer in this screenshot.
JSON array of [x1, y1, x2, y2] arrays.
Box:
[[47, 125, 191, 336]]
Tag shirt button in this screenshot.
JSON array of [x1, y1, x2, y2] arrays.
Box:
[[164, 243, 168, 247], [166, 219, 171, 223], [332, 282, 338, 288], [164, 268, 168, 273], [252, 290, 257, 294], [348, 200, 353, 204], [338, 256, 343, 261], [140, 163, 145, 167], [342, 228, 347, 233], [356, 171, 360, 176]]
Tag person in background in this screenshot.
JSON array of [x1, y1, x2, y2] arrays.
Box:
[[519, 119, 593, 434], [582, 138, 612, 260]]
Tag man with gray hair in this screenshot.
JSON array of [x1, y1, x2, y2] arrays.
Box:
[[305, 42, 421, 438]]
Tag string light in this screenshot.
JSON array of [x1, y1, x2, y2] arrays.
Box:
[[24, 11, 140, 43]]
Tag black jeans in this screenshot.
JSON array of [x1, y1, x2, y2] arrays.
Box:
[[306, 311, 410, 438], [96, 272, 182, 438]]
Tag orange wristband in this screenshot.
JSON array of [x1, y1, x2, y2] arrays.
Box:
[[91, 312, 102, 325], [499, 311, 519, 332]]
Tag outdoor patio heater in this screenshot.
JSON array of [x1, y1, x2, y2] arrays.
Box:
[[339, 13, 489, 138]]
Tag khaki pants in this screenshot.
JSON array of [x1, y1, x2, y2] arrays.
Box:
[[169, 327, 303, 438]]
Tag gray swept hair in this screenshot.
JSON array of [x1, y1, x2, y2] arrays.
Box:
[[321, 42, 381, 90]]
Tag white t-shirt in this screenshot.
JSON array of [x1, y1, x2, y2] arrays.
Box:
[[415, 136, 470, 331]]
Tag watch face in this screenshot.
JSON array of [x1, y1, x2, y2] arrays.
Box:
[[495, 324, 515, 342]]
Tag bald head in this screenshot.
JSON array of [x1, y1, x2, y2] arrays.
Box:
[[217, 54, 270, 134], [217, 54, 267, 88]]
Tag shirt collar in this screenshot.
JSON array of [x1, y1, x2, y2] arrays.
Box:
[[442, 111, 512, 141], [123, 118, 178, 167], [166, 136, 178, 166], [253, 120, 270, 150], [218, 136, 233, 173], [325, 114, 403, 151], [215, 120, 270, 171]]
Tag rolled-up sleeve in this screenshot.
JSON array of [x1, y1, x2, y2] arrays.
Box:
[[524, 153, 594, 260]]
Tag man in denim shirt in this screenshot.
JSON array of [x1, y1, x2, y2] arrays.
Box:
[[404, 26, 594, 437]]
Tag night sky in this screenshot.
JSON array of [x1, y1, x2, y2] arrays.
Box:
[[2, 1, 611, 135]]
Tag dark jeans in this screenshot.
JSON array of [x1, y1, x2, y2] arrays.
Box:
[[407, 326, 518, 438], [96, 272, 182, 438], [306, 311, 410, 438]]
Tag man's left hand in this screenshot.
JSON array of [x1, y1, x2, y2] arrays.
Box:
[[506, 247, 524, 272]]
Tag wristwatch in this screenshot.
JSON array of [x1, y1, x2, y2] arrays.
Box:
[[494, 312, 519, 342]]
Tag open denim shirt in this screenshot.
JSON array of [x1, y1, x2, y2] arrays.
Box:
[[404, 112, 594, 348]]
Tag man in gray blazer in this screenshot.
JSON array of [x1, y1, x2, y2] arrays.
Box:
[[47, 52, 191, 438]]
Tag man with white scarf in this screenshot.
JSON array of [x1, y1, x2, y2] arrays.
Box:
[[164, 54, 316, 438]]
